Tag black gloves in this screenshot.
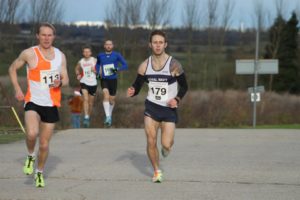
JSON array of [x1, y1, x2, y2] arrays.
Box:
[[110, 68, 118, 74]]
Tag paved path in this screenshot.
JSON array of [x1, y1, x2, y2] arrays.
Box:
[[1, 129, 300, 200]]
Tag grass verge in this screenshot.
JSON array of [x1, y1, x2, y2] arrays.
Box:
[[0, 133, 24, 144], [238, 124, 300, 129]]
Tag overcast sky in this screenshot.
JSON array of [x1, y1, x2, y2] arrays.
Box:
[[62, 0, 300, 28]]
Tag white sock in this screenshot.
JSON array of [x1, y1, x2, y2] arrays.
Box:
[[28, 152, 35, 157], [103, 101, 110, 117], [35, 169, 43, 174], [84, 115, 89, 119], [109, 104, 115, 117]]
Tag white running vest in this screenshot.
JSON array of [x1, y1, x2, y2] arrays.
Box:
[[145, 56, 178, 107], [79, 57, 97, 86], [25, 46, 62, 107]]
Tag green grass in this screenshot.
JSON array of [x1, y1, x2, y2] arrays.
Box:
[[239, 124, 300, 129], [0, 133, 24, 144], [256, 124, 300, 129]]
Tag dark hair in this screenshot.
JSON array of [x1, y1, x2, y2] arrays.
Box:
[[36, 22, 56, 35], [82, 45, 92, 51], [149, 30, 167, 43]]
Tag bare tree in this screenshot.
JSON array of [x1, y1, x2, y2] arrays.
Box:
[[220, 0, 234, 31], [0, 0, 6, 22], [275, 0, 286, 18], [28, 0, 64, 25], [207, 0, 218, 28], [145, 0, 172, 29], [182, 0, 201, 83], [6, 0, 20, 24], [105, 0, 126, 27], [297, 2, 300, 19], [206, 0, 219, 46], [252, 0, 266, 30], [0, 0, 22, 24], [126, 0, 143, 28], [219, 0, 235, 46], [182, 0, 200, 30]]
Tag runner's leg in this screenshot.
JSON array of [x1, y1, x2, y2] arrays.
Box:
[[24, 111, 40, 154], [36, 122, 55, 171], [161, 122, 175, 157], [81, 89, 89, 118], [144, 116, 160, 171]]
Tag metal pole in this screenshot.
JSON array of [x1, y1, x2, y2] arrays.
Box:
[[11, 106, 26, 133], [253, 25, 260, 128]]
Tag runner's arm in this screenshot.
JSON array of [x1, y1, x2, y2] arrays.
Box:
[[59, 53, 69, 87], [8, 50, 28, 101], [127, 60, 147, 97], [75, 61, 82, 80], [116, 53, 128, 71], [171, 59, 188, 103], [95, 55, 101, 74]]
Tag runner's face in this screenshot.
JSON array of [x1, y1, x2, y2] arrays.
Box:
[[104, 41, 113, 53], [149, 35, 167, 56], [36, 26, 55, 49], [83, 48, 92, 58]]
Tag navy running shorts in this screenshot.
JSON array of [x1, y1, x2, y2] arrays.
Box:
[[144, 99, 178, 123]]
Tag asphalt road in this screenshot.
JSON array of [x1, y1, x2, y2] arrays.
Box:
[[1, 129, 300, 200]]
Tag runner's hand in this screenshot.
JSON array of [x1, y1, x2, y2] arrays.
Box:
[[52, 79, 62, 88], [76, 74, 82, 80], [167, 98, 178, 108], [127, 87, 135, 97], [96, 74, 101, 80], [15, 89, 24, 101]]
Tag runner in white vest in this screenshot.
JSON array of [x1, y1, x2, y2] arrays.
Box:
[[75, 46, 97, 127]]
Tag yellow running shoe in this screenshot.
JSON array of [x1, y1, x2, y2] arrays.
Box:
[[23, 155, 35, 175], [152, 170, 163, 183], [35, 172, 45, 188]]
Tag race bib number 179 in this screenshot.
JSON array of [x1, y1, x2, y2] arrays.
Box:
[[148, 81, 168, 101]]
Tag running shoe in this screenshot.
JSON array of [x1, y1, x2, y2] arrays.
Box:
[[152, 170, 163, 183], [107, 116, 112, 127], [35, 172, 45, 188], [23, 155, 35, 175], [104, 117, 108, 125], [104, 116, 112, 127], [83, 118, 90, 128], [161, 147, 170, 158]]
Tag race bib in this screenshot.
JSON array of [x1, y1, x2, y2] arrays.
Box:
[[83, 67, 92, 78], [103, 64, 114, 76], [40, 69, 60, 89], [148, 81, 168, 101]]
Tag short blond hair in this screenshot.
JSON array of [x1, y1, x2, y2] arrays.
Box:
[[36, 22, 56, 35]]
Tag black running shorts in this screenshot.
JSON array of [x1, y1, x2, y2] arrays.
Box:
[[144, 99, 178, 123], [24, 102, 59, 123], [100, 79, 117, 96], [80, 83, 97, 96]]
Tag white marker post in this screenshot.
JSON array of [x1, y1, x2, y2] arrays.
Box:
[[236, 59, 278, 128]]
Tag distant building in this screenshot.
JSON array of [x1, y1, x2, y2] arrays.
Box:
[[67, 21, 107, 28]]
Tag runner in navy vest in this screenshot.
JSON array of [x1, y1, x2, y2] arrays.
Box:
[[127, 30, 188, 183]]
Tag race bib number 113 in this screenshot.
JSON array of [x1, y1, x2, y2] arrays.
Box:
[[40, 70, 60, 88]]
